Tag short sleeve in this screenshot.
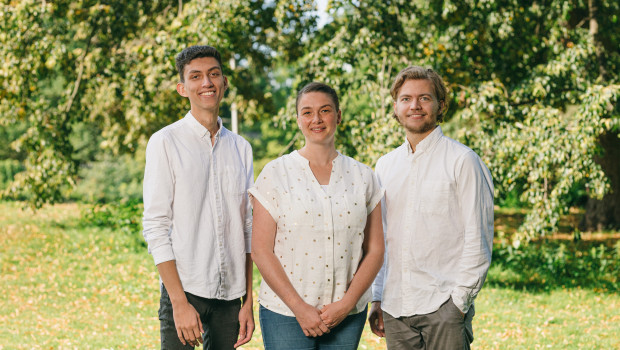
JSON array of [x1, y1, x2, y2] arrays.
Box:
[[364, 166, 384, 215], [248, 162, 281, 221]]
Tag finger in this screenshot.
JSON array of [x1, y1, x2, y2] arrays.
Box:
[[238, 321, 247, 341], [181, 329, 192, 346], [191, 316, 203, 344], [197, 314, 204, 336], [177, 328, 186, 346], [319, 321, 330, 334], [302, 328, 310, 337], [234, 328, 252, 348], [234, 324, 247, 348], [308, 328, 319, 337]]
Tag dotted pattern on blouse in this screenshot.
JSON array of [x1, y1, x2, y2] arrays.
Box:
[[249, 151, 383, 316]]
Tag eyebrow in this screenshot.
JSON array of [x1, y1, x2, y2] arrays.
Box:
[[187, 67, 222, 74], [399, 93, 432, 98], [300, 104, 333, 110]]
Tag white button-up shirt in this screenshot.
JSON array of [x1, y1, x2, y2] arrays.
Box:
[[249, 151, 384, 316], [372, 126, 494, 317], [142, 112, 253, 300]]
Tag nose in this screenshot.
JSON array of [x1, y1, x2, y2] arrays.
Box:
[[312, 111, 323, 123], [410, 99, 421, 110], [202, 76, 214, 87]]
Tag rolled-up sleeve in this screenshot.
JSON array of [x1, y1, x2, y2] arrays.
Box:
[[451, 151, 494, 314], [142, 132, 176, 265]]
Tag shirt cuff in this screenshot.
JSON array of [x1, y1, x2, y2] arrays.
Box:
[[371, 283, 383, 303], [151, 245, 176, 266]]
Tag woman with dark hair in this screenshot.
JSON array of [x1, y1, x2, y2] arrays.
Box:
[[250, 82, 384, 349]]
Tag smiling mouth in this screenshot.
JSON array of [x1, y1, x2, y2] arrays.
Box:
[[310, 127, 326, 132], [199, 91, 215, 96]]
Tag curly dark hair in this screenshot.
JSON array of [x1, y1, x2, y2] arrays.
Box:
[[175, 45, 223, 82]]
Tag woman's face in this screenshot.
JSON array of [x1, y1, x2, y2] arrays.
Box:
[[296, 91, 341, 145]]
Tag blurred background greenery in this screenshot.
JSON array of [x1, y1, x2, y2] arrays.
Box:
[[1, 0, 619, 348]]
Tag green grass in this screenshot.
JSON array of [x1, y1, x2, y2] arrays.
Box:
[[0, 201, 618, 349]]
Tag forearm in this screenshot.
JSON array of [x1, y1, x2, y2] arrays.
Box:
[[342, 204, 384, 309], [156, 260, 188, 307], [341, 249, 384, 309], [252, 249, 305, 312], [242, 253, 253, 306]]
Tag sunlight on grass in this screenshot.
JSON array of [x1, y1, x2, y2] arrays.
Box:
[[1, 202, 618, 349]]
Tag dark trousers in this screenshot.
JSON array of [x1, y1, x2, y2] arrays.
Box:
[[383, 298, 474, 350], [159, 285, 241, 350]]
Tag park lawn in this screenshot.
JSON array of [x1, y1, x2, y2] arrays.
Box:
[[0, 201, 618, 349]]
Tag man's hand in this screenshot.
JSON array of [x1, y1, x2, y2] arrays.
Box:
[[173, 301, 204, 347], [234, 299, 255, 348], [319, 300, 353, 329], [368, 301, 385, 337], [292, 303, 330, 337]]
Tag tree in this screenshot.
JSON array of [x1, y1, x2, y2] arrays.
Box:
[[0, 0, 316, 208], [280, 0, 620, 242]]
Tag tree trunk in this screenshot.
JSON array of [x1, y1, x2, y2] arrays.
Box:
[[581, 132, 620, 231]]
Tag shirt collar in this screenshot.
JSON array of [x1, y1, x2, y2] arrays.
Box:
[[405, 126, 444, 155], [184, 111, 224, 139]]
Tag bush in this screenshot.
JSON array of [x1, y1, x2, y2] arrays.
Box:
[[489, 239, 620, 292], [80, 200, 145, 251], [0, 159, 25, 190], [71, 151, 144, 204]]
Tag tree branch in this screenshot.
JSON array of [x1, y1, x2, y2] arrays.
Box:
[[65, 25, 96, 113], [589, 0, 609, 81]]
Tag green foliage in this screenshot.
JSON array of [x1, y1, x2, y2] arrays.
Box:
[[0, 0, 317, 208], [280, 0, 620, 241], [490, 240, 620, 292], [71, 151, 144, 204], [80, 200, 145, 251], [3, 0, 620, 241]]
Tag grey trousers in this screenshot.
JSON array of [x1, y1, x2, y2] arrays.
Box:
[[383, 298, 474, 350], [159, 285, 241, 350]]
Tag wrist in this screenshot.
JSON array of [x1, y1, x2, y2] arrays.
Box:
[[241, 295, 253, 307]]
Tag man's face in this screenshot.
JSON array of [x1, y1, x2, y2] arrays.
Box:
[[393, 79, 443, 136], [176, 57, 227, 114]]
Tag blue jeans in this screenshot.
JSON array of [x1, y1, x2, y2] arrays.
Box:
[[259, 305, 367, 350]]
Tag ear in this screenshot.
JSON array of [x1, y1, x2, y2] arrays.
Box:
[[223, 76, 229, 91], [176, 82, 188, 97], [337, 110, 342, 124], [438, 100, 445, 115]]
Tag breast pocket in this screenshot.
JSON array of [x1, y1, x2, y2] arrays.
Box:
[[222, 167, 247, 196], [418, 181, 453, 216]]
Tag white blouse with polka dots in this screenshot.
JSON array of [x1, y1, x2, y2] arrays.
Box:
[[249, 150, 384, 316]]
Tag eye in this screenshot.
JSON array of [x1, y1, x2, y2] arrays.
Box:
[[190, 75, 199, 79], [321, 108, 331, 113], [401, 97, 410, 102], [420, 96, 431, 102], [209, 72, 221, 77]]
